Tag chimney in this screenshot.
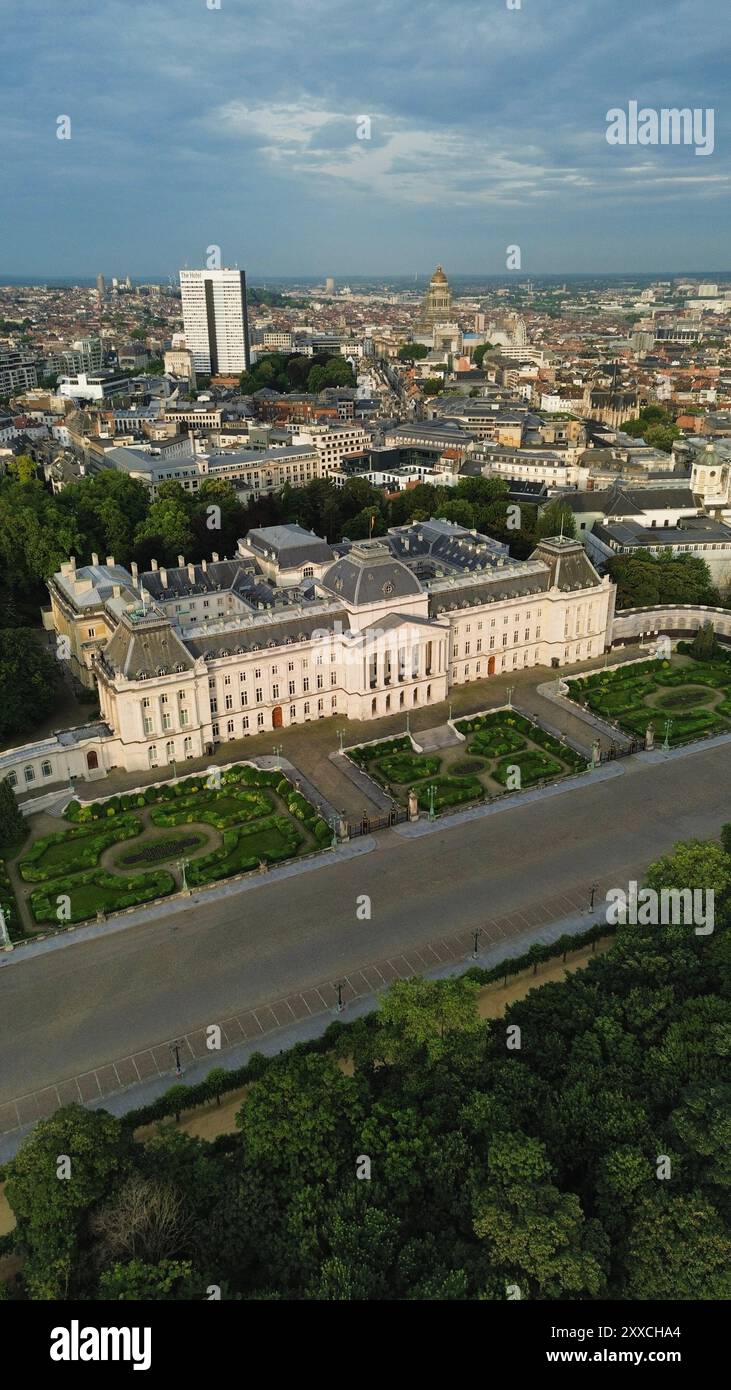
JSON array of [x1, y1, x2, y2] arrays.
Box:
[[151, 558, 159, 572], [131, 560, 139, 582], [160, 568, 168, 588], [187, 562, 195, 582], [177, 554, 185, 568], [201, 558, 207, 572], [106, 554, 115, 567], [91, 552, 99, 566], [212, 551, 219, 563]]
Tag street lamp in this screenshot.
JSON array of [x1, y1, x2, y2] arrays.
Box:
[[329, 814, 340, 848], [179, 859, 188, 893], [472, 927, 482, 960], [589, 881, 599, 912], [272, 742, 283, 769], [335, 982, 345, 1014], [337, 728, 346, 753], [171, 1040, 182, 1077], [427, 783, 437, 821], [662, 719, 673, 753], [506, 686, 514, 710]]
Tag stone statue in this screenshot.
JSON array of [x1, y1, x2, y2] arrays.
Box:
[[591, 738, 601, 768], [645, 723, 655, 751], [408, 787, 419, 822]]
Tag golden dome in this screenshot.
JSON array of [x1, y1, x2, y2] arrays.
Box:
[[431, 265, 448, 283]]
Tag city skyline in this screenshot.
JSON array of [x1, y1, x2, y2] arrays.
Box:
[[2, 0, 729, 277]]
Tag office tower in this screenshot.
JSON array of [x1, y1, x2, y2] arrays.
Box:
[[96, 272, 106, 297], [179, 267, 251, 376], [325, 277, 335, 293]]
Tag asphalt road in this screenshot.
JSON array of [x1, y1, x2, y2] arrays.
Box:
[[0, 743, 727, 1106]]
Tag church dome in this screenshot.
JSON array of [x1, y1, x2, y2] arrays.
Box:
[[431, 265, 448, 283]]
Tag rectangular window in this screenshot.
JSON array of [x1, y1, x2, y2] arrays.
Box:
[[303, 677, 310, 693], [272, 684, 279, 700], [180, 709, 189, 728], [243, 715, 249, 730], [225, 694, 233, 711], [255, 688, 263, 703], [257, 712, 264, 727]]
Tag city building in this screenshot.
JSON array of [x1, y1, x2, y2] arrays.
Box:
[[26, 520, 614, 781], [180, 267, 251, 376]]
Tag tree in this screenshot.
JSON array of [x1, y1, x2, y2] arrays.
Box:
[[0, 775, 26, 847], [132, 482, 196, 567], [535, 500, 576, 540], [626, 1194, 731, 1300], [90, 1174, 191, 1265], [0, 629, 62, 742], [397, 343, 429, 362], [473, 1132, 607, 1298], [689, 621, 721, 662], [4, 455, 37, 485], [99, 1258, 197, 1300], [472, 344, 494, 368], [5, 1105, 129, 1298], [377, 977, 482, 1066]]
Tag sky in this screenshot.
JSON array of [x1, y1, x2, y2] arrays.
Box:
[[1, 0, 729, 278]]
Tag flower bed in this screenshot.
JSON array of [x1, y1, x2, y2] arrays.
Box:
[[18, 816, 142, 882], [149, 788, 272, 830], [418, 775, 483, 809], [186, 815, 306, 886], [374, 751, 441, 784], [118, 833, 207, 867], [566, 657, 731, 746], [494, 749, 563, 787], [30, 867, 175, 925]]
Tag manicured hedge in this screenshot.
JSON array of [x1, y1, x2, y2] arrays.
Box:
[[374, 751, 440, 784], [494, 749, 563, 787], [18, 815, 142, 882], [186, 814, 303, 886], [347, 736, 411, 766], [29, 867, 175, 924], [418, 775, 483, 809]]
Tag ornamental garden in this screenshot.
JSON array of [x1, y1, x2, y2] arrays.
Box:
[[6, 765, 331, 935], [346, 709, 587, 811], [565, 651, 731, 746]]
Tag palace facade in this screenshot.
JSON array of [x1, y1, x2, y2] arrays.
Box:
[[5, 520, 615, 788]]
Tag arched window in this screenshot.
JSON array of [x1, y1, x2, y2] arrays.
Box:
[[24, 766, 35, 783], [7, 771, 17, 788], [148, 746, 158, 767], [41, 760, 53, 778]]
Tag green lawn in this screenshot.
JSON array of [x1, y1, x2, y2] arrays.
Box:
[[347, 710, 585, 810], [18, 815, 142, 882], [186, 815, 304, 886], [30, 868, 175, 925], [16, 764, 332, 929], [149, 788, 272, 829], [567, 656, 731, 746]]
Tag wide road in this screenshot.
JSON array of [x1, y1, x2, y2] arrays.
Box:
[[0, 743, 728, 1106]]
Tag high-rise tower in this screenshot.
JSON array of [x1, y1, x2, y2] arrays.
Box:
[[179, 267, 251, 375]]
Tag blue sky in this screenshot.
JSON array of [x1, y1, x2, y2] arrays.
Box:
[[1, 0, 729, 276]]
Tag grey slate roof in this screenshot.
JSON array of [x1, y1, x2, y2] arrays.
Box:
[[99, 612, 196, 681], [185, 610, 350, 659], [246, 524, 334, 567], [321, 545, 423, 606], [529, 538, 602, 590]]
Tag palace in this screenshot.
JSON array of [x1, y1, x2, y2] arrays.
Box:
[[5, 520, 615, 788]]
